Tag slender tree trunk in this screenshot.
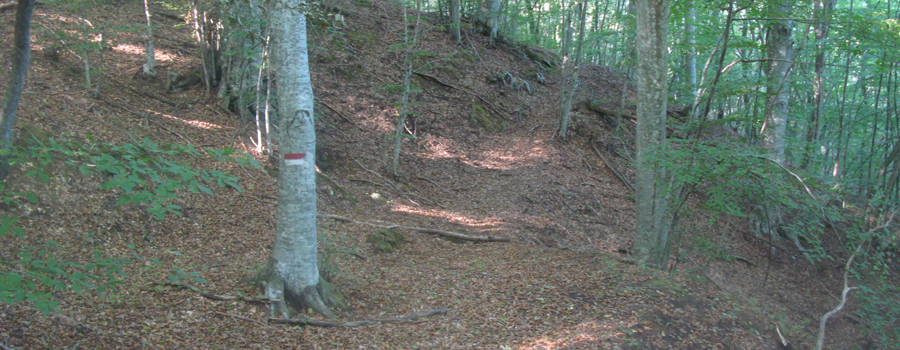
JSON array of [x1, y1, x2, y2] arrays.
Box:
[[685, 0, 697, 114], [265, 0, 337, 318], [393, 2, 421, 176], [0, 0, 34, 181], [694, 5, 735, 124], [254, 29, 270, 154], [79, 8, 96, 98], [762, 0, 794, 165], [803, 0, 835, 169], [633, 0, 671, 269], [143, 0, 157, 77], [487, 0, 501, 44], [558, 1, 586, 140], [450, 0, 461, 45]]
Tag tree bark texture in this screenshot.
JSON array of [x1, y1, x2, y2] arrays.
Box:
[[218, 0, 263, 122], [762, 0, 794, 165], [450, 0, 461, 45], [267, 0, 333, 318], [633, 0, 671, 269], [0, 0, 35, 180]]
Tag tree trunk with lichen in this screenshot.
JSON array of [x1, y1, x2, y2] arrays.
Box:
[[632, 0, 671, 269], [263, 0, 342, 318], [762, 0, 794, 165]]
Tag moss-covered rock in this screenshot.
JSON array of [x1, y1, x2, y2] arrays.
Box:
[[366, 229, 406, 253]]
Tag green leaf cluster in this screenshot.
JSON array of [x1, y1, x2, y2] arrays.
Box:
[[0, 135, 258, 314]]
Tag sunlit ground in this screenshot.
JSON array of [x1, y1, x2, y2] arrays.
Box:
[[416, 134, 551, 170], [391, 203, 504, 231]]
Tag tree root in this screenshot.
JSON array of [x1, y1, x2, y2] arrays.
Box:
[[269, 308, 450, 327]]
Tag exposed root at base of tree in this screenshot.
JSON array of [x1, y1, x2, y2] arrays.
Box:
[[152, 281, 278, 304], [319, 214, 510, 242], [269, 308, 451, 327]]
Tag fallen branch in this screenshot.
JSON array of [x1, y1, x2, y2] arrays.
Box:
[[413, 72, 508, 120], [269, 308, 450, 327], [152, 281, 277, 304], [319, 214, 510, 242], [590, 141, 635, 192], [315, 97, 363, 129]]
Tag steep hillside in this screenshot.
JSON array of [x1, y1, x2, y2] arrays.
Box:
[[0, 0, 864, 349]]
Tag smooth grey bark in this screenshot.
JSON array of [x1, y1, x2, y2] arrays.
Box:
[[762, 0, 794, 165], [266, 0, 334, 318], [633, 0, 671, 269], [0, 0, 35, 181], [685, 0, 697, 112], [142, 0, 157, 77], [487, 0, 500, 44], [450, 0, 461, 45]]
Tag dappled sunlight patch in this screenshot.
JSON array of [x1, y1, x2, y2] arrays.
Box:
[[142, 108, 225, 130], [415, 134, 459, 159], [413, 135, 551, 170], [345, 95, 394, 133], [391, 203, 503, 229], [516, 320, 623, 349], [111, 43, 180, 63], [469, 137, 551, 170]]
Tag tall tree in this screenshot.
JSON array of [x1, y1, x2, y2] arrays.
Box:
[[0, 0, 35, 181], [558, 1, 587, 140], [142, 0, 157, 77], [632, 0, 671, 269], [762, 0, 794, 165], [262, 0, 339, 318], [802, 0, 836, 169], [487, 0, 501, 44], [450, 0, 461, 45]]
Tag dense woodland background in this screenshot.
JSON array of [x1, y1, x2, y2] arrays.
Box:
[[0, 0, 899, 348]]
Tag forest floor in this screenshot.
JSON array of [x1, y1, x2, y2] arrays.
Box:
[[0, 0, 873, 349]]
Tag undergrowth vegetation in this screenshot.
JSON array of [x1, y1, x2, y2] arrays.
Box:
[[0, 134, 258, 314], [659, 134, 900, 347]]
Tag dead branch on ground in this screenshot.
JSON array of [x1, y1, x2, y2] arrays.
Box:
[[152, 281, 277, 304], [315, 97, 363, 129], [319, 214, 510, 242], [413, 72, 507, 120], [269, 308, 450, 327], [590, 141, 635, 192]]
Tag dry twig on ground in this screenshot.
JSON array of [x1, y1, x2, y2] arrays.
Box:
[[319, 214, 510, 242], [269, 308, 450, 327]]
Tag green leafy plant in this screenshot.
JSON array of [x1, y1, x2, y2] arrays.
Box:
[[0, 136, 258, 314]]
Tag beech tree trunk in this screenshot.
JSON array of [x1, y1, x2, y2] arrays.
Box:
[[450, 0, 461, 45], [632, 0, 671, 269], [265, 0, 337, 318], [0, 0, 35, 181], [762, 0, 794, 165], [142, 0, 156, 77]]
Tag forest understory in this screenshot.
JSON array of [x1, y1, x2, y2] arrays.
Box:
[[0, 0, 893, 349]]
